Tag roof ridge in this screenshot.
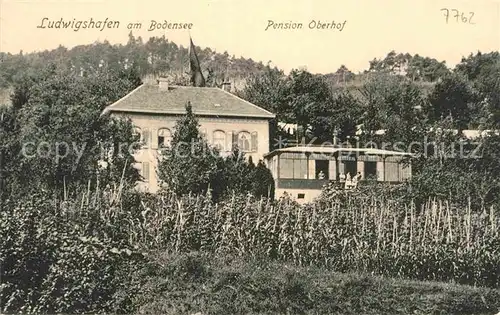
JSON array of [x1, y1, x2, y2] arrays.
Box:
[[104, 107, 275, 118]]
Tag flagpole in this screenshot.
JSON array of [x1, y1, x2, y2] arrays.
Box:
[[186, 31, 193, 78]]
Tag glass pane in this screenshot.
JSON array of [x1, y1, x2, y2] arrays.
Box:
[[293, 159, 308, 179], [279, 158, 294, 179], [281, 152, 307, 160], [385, 162, 399, 181]]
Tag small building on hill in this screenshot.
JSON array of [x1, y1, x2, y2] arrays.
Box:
[[103, 79, 275, 192], [263, 146, 413, 203]]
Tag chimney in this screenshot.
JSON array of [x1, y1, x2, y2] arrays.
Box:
[[158, 77, 169, 90], [221, 82, 231, 92]]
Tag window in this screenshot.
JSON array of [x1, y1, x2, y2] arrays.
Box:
[[233, 131, 258, 152], [298, 193, 305, 199], [213, 130, 226, 151], [279, 153, 308, 179], [315, 160, 329, 179], [142, 128, 151, 147], [342, 161, 357, 177], [385, 156, 402, 182], [384, 161, 399, 182], [238, 131, 251, 152], [365, 161, 377, 179], [280, 158, 294, 179], [158, 128, 172, 148]]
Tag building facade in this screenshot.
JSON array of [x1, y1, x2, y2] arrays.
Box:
[[264, 146, 413, 203], [103, 79, 275, 192]]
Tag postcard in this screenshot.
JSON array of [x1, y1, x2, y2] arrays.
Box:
[[1, 0, 500, 314]]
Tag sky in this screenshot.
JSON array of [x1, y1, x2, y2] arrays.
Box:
[[0, 0, 499, 74]]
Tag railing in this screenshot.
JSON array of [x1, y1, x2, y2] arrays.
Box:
[[277, 179, 330, 189], [276, 178, 408, 190]]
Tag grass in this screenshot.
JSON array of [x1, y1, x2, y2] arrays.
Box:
[[123, 251, 500, 315]]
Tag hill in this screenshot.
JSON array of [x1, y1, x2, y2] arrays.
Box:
[[0, 34, 448, 103]]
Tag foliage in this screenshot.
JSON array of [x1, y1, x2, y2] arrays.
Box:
[[0, 34, 269, 91], [329, 91, 362, 142], [369, 50, 451, 81], [157, 105, 275, 202], [426, 72, 480, 130], [455, 51, 500, 129], [157, 101, 225, 200], [0, 189, 145, 314], [0, 105, 20, 204], [1, 63, 141, 197], [222, 147, 253, 195], [323, 64, 356, 85], [125, 252, 500, 315], [409, 131, 500, 210], [3, 185, 499, 314], [250, 160, 275, 199], [237, 66, 288, 119], [240, 68, 338, 143], [3, 34, 500, 314], [40, 185, 496, 288], [357, 73, 427, 144], [284, 69, 335, 142]]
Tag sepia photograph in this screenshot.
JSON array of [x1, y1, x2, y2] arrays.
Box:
[[1, 0, 500, 313]]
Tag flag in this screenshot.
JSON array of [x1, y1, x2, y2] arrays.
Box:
[[189, 37, 206, 87]]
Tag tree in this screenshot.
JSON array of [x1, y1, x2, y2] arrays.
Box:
[[238, 66, 288, 119], [157, 102, 224, 199], [7, 63, 141, 195], [455, 51, 500, 128], [250, 160, 275, 199], [331, 65, 355, 84], [329, 91, 362, 142], [369, 52, 450, 82], [0, 105, 20, 204], [355, 73, 428, 147], [157, 105, 276, 201], [407, 55, 450, 82], [425, 73, 480, 131], [284, 69, 335, 143], [222, 146, 253, 196]]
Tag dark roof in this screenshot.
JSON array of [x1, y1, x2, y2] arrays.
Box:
[[103, 84, 275, 119]]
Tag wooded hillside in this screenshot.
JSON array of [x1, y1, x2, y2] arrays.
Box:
[[0, 33, 455, 94]]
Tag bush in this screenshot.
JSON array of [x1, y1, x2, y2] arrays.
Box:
[[0, 192, 145, 314]]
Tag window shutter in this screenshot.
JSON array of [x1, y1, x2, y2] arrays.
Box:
[[232, 131, 238, 150], [226, 131, 232, 152], [152, 128, 158, 149], [143, 128, 150, 147], [142, 162, 150, 182], [251, 132, 258, 152]]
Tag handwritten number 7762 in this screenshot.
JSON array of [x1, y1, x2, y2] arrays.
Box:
[[441, 9, 475, 24]]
